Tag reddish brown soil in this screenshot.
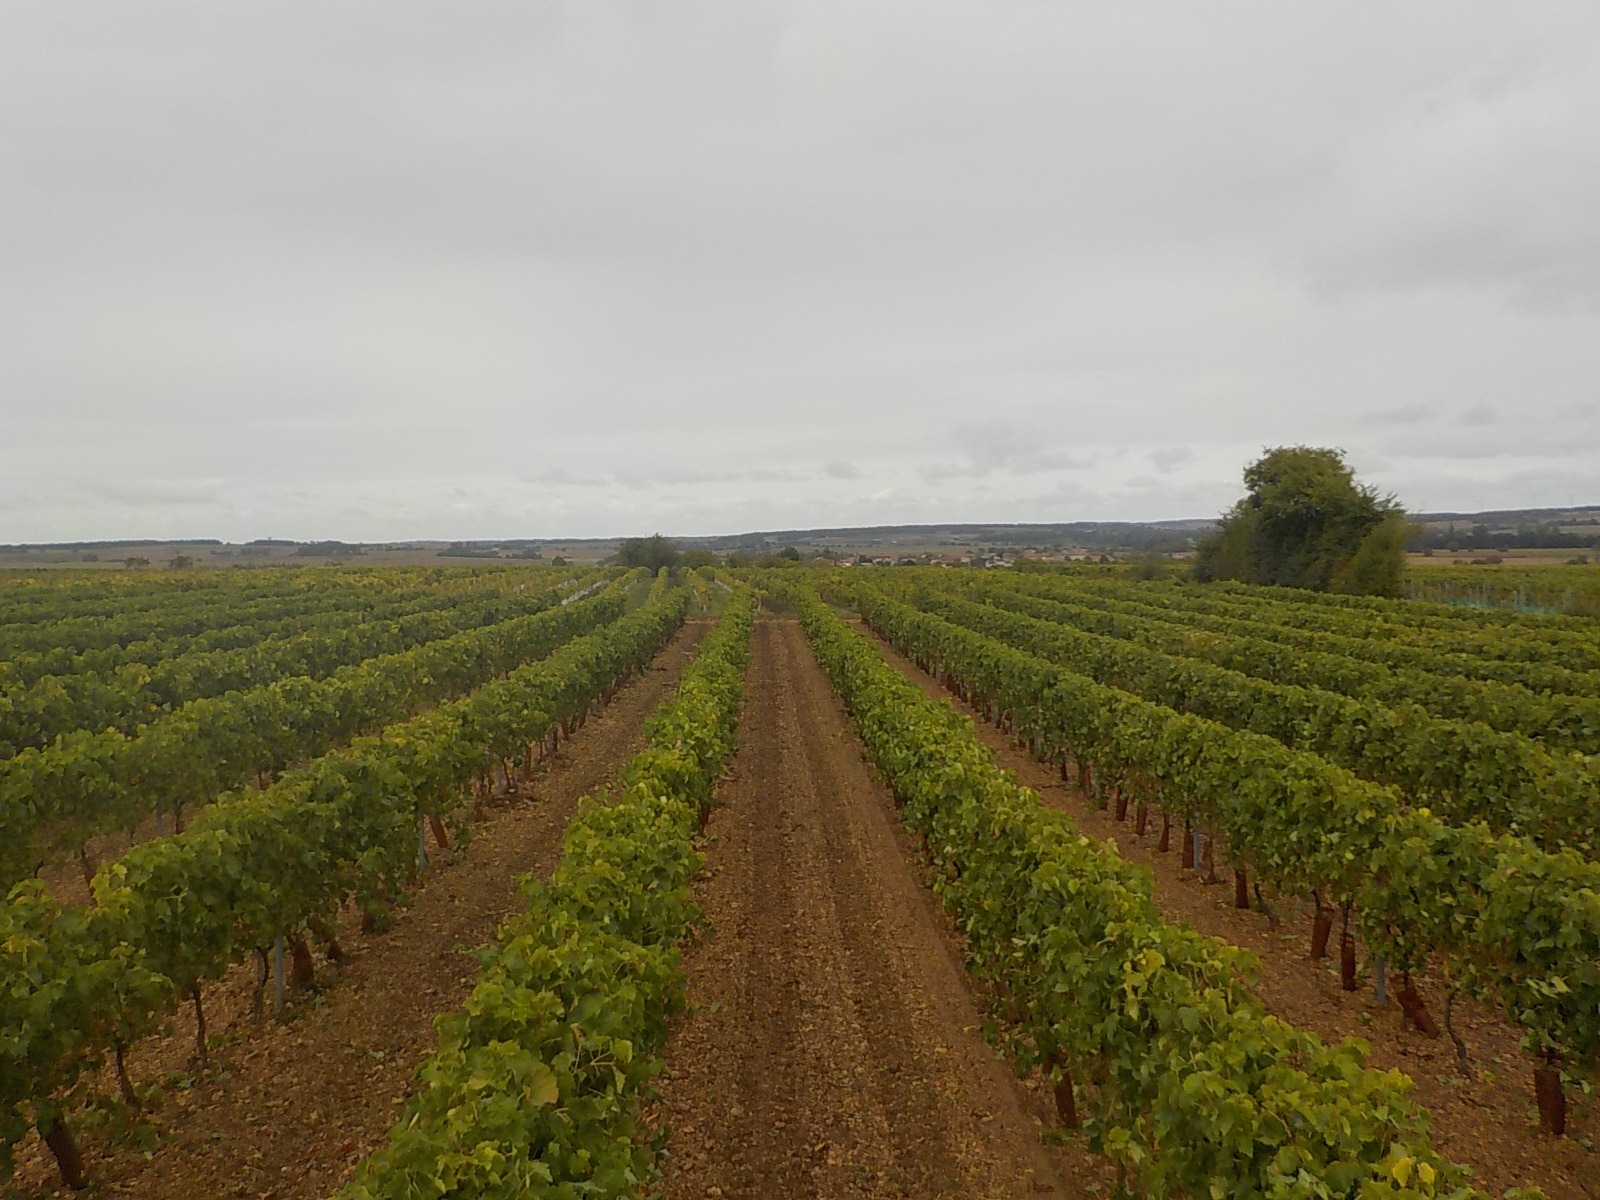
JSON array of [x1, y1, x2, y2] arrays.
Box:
[[13, 621, 710, 1200], [857, 618, 1600, 1200], [651, 618, 1101, 1200]]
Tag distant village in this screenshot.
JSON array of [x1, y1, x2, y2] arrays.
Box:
[[839, 549, 1121, 569]]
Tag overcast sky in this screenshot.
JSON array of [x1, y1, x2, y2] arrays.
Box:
[[4, 3, 1598, 542]]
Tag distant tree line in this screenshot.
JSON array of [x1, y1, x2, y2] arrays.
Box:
[[612, 534, 797, 570], [437, 543, 503, 559], [1408, 522, 1600, 553]]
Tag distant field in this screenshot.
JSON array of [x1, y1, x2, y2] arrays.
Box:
[[0, 541, 615, 569], [1402, 558, 1600, 615]]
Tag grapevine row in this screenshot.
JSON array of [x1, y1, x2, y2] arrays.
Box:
[[1204, 576, 1600, 637], [0, 575, 630, 887], [0, 569, 347, 636], [1026, 575, 1600, 692], [955, 574, 1600, 755], [779, 580, 1473, 1200], [0, 567, 591, 684], [0, 569, 488, 661], [846, 587, 1600, 1112], [884, 579, 1600, 856], [337, 586, 756, 1199], [0, 580, 694, 1188], [0, 572, 601, 758]]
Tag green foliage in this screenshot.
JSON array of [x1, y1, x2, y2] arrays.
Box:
[[1402, 561, 1600, 618], [0, 571, 589, 758], [976, 572, 1600, 755], [613, 533, 680, 571], [1196, 447, 1413, 596], [338, 588, 756, 1200], [898, 578, 1600, 855], [0, 577, 691, 1182], [1335, 512, 1412, 596], [1125, 551, 1174, 581], [0, 573, 622, 883], [773, 576, 1474, 1200], [833, 572, 1600, 1081]]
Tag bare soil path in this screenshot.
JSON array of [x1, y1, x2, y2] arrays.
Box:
[[856, 617, 1600, 1200], [652, 617, 1098, 1200], [16, 620, 711, 1200]]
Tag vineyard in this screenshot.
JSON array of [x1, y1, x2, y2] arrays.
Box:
[[1, 563, 1595, 1199]]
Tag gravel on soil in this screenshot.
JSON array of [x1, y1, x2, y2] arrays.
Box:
[[651, 617, 1101, 1200]]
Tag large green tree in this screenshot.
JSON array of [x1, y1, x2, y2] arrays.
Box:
[[1193, 447, 1413, 595], [613, 533, 680, 571]]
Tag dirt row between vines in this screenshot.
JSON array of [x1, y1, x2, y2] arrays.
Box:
[[855, 618, 1599, 1200], [650, 617, 1101, 1199], [16, 619, 711, 1200]]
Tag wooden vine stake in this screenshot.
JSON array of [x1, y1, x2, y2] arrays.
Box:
[[1395, 974, 1439, 1038], [273, 937, 286, 1009], [1339, 905, 1358, 992], [1134, 803, 1148, 837], [1158, 811, 1171, 853], [113, 1041, 139, 1108], [192, 987, 208, 1068], [252, 948, 270, 1022], [1535, 1054, 1567, 1136], [289, 935, 317, 989], [1254, 881, 1277, 929], [1234, 867, 1249, 909], [1310, 894, 1333, 960], [1051, 1057, 1080, 1130], [39, 1117, 86, 1191], [428, 814, 451, 849]]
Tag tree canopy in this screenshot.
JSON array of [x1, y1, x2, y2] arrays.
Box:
[[613, 533, 680, 571], [1193, 447, 1413, 596]]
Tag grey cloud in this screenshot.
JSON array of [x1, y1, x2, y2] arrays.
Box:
[[927, 422, 1096, 480], [1149, 446, 1195, 473], [1361, 403, 1432, 428], [90, 479, 229, 507], [611, 465, 806, 492], [1, 3, 1595, 540], [1303, 55, 1600, 309], [520, 469, 611, 488]]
